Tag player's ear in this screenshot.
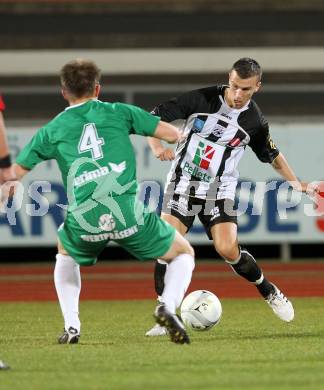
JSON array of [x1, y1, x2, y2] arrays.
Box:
[[61, 88, 68, 101], [95, 83, 101, 97], [255, 81, 262, 93]]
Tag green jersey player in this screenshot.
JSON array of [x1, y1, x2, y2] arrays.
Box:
[[13, 59, 194, 345]]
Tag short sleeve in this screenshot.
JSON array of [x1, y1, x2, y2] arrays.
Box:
[[151, 90, 202, 122], [0, 96, 5, 111], [16, 126, 56, 169], [116, 103, 160, 136], [248, 118, 279, 163]]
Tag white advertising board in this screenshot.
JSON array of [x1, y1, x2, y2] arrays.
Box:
[[1, 123, 324, 246]]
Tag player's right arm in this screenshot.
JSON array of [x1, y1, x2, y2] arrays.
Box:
[[148, 121, 179, 161], [152, 120, 180, 144]]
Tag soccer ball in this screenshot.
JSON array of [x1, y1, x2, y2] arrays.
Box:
[[180, 290, 222, 331]]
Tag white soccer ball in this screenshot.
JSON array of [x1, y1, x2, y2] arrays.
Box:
[[180, 290, 222, 331]]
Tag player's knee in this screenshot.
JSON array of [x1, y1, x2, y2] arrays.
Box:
[[174, 232, 195, 257], [186, 243, 195, 258], [214, 240, 238, 261], [162, 233, 195, 261], [178, 240, 194, 258], [180, 236, 195, 257]]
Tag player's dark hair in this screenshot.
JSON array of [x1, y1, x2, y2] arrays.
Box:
[[231, 58, 262, 80], [60, 59, 101, 98]]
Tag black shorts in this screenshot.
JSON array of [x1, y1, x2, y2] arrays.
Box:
[[162, 194, 237, 240]]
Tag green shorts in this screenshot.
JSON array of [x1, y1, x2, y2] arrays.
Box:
[[58, 195, 176, 266]]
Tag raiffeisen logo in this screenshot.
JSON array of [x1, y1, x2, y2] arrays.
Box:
[[192, 141, 215, 169], [182, 141, 215, 182]]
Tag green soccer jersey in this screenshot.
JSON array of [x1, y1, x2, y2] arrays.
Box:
[[16, 99, 160, 208]]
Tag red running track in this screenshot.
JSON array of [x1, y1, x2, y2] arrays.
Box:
[[1, 261, 324, 302]]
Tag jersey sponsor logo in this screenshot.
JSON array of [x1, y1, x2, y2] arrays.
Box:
[[74, 166, 109, 187], [81, 224, 139, 242], [98, 213, 116, 231], [182, 162, 213, 183], [67, 157, 135, 234], [108, 161, 126, 173], [73, 161, 126, 187], [180, 134, 226, 184], [192, 141, 215, 170]]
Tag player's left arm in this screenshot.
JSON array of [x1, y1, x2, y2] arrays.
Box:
[[249, 109, 319, 197], [271, 152, 319, 196]]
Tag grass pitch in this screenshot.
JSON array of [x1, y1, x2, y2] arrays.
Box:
[[1, 298, 324, 390]]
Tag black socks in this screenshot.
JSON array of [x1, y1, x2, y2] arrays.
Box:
[[154, 249, 275, 300], [154, 261, 167, 296], [228, 249, 275, 298]]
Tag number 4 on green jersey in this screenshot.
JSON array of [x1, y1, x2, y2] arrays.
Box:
[[78, 123, 105, 160]]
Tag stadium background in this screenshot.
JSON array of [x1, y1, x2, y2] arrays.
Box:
[[1, 0, 324, 263]]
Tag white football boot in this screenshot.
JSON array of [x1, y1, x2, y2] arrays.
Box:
[[265, 284, 294, 322], [145, 323, 168, 337]]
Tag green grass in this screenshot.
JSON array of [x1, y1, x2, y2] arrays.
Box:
[[1, 298, 324, 390]]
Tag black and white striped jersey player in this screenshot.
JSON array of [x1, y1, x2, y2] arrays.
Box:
[[146, 57, 319, 337]]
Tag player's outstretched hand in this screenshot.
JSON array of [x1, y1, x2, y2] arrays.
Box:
[[155, 147, 175, 161], [300, 181, 320, 198]]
